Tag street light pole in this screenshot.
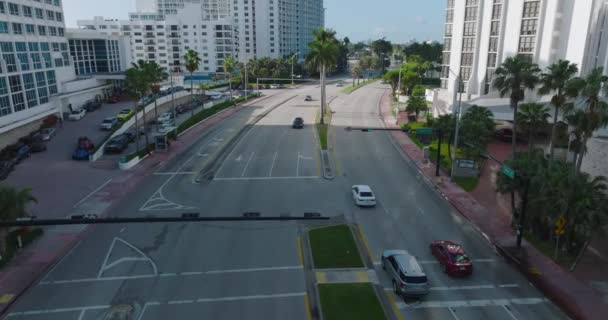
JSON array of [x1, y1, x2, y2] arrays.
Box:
[[397, 67, 402, 122], [244, 61, 248, 98], [291, 52, 300, 87], [170, 65, 176, 122]]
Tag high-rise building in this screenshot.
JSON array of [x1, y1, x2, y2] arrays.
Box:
[[67, 29, 131, 76], [77, 0, 324, 73], [437, 0, 608, 108]]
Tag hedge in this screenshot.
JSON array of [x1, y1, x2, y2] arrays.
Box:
[[0, 228, 44, 269]]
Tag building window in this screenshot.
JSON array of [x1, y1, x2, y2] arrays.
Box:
[[463, 22, 476, 36], [489, 37, 498, 52], [22, 5, 32, 17], [0, 2, 4, 14], [447, 0, 455, 8], [460, 67, 472, 81], [492, 4, 502, 19], [490, 21, 500, 36], [9, 74, 22, 92], [464, 7, 478, 21], [25, 24, 35, 35], [445, 24, 453, 37], [487, 53, 497, 67], [38, 25, 46, 36], [443, 38, 452, 51], [11, 23, 21, 35], [466, 0, 479, 5], [25, 88, 37, 107], [55, 12, 62, 22], [518, 36, 536, 53], [3, 53, 16, 72], [8, 2, 19, 15], [521, 19, 538, 35], [12, 92, 24, 111], [35, 8, 43, 19], [17, 53, 29, 71], [523, 1, 540, 18], [461, 53, 474, 66], [445, 9, 453, 23], [0, 21, 8, 34], [46, 10, 55, 20], [442, 52, 450, 64], [49, 26, 57, 36], [462, 37, 475, 51]]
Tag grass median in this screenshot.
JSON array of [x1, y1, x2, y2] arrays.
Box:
[[342, 79, 377, 94], [309, 225, 363, 269], [319, 283, 386, 320]]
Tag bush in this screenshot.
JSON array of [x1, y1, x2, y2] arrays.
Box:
[[41, 115, 58, 128], [176, 93, 259, 134], [0, 228, 44, 269], [125, 143, 155, 162], [412, 85, 426, 96]]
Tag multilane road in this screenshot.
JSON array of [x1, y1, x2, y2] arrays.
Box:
[[5, 81, 567, 320]]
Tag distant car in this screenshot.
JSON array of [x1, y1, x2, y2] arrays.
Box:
[[83, 100, 102, 112], [158, 119, 176, 133], [176, 105, 191, 114], [116, 109, 134, 121], [304, 95, 313, 101], [352, 185, 376, 207], [292, 117, 304, 129], [210, 94, 223, 100], [68, 109, 86, 121], [382, 249, 429, 298], [122, 130, 137, 142], [37, 128, 56, 141], [270, 84, 279, 89], [430, 240, 473, 276], [336, 82, 345, 87], [157, 112, 174, 123], [71, 148, 89, 161], [100, 117, 119, 131], [78, 136, 95, 151], [27, 138, 47, 153], [13, 143, 31, 162], [105, 135, 129, 154]]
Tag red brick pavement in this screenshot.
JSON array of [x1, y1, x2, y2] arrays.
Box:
[[378, 89, 608, 320], [0, 95, 269, 317]]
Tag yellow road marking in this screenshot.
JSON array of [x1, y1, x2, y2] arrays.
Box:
[[304, 293, 312, 320], [297, 236, 304, 266], [316, 271, 328, 284], [0, 294, 14, 304], [356, 225, 375, 263], [386, 291, 405, 320], [355, 271, 370, 283]]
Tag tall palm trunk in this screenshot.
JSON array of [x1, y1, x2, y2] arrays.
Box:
[[320, 64, 326, 125], [576, 135, 588, 174], [549, 91, 561, 161], [190, 71, 195, 117], [228, 74, 233, 101], [528, 130, 535, 154], [154, 98, 159, 132], [511, 99, 518, 159], [142, 102, 149, 151], [134, 101, 140, 153]]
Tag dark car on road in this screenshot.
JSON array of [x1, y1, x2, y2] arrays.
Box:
[[105, 135, 129, 154], [292, 117, 304, 129]]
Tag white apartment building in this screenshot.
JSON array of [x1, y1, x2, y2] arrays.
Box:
[[435, 0, 608, 177], [78, 0, 324, 74], [67, 28, 131, 76]]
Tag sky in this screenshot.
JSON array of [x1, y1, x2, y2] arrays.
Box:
[[63, 0, 444, 44]]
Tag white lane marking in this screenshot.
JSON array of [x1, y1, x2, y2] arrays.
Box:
[[98, 237, 158, 278], [120, 227, 125, 233], [268, 151, 279, 176], [168, 300, 194, 305], [214, 176, 319, 181], [397, 297, 548, 309], [448, 307, 462, 320], [102, 257, 149, 271], [8, 305, 111, 317], [383, 284, 519, 292], [77, 309, 86, 320], [41, 240, 81, 283], [153, 172, 197, 175], [97, 237, 117, 278], [195, 292, 305, 303], [73, 178, 113, 208], [374, 259, 496, 266], [241, 152, 255, 177], [296, 151, 301, 176], [503, 305, 520, 320], [41, 265, 303, 285]]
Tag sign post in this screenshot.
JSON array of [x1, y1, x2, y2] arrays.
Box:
[[501, 165, 515, 179]]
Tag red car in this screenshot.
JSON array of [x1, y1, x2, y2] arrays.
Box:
[[430, 240, 473, 276]]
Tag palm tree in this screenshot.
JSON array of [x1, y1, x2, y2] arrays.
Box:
[[564, 68, 608, 173], [184, 49, 202, 117], [518, 103, 550, 153], [0, 186, 37, 258], [405, 95, 428, 119], [223, 55, 236, 100], [353, 64, 363, 85], [144, 61, 166, 132], [538, 60, 579, 161], [460, 105, 495, 155], [359, 55, 373, 80], [493, 55, 541, 159], [432, 114, 455, 158], [306, 28, 339, 125], [125, 61, 150, 152]]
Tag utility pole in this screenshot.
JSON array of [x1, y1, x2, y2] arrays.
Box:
[[170, 65, 176, 122], [516, 175, 530, 248], [291, 52, 299, 86], [451, 74, 463, 179], [436, 129, 443, 177], [244, 61, 248, 98]]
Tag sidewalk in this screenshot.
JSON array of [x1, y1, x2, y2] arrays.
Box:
[[378, 88, 608, 320], [0, 94, 269, 318]]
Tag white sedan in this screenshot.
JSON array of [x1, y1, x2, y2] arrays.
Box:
[[68, 109, 86, 121], [352, 185, 376, 207]]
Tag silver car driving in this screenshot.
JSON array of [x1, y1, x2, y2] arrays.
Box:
[[382, 249, 429, 297]]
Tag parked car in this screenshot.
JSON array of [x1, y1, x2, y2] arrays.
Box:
[[39, 128, 56, 141], [100, 117, 119, 131], [381, 249, 429, 298], [292, 117, 304, 129], [336, 82, 345, 87], [270, 84, 279, 89], [104, 135, 129, 154], [430, 240, 473, 276], [108, 95, 120, 104], [122, 130, 137, 142], [176, 105, 191, 114], [304, 95, 313, 101], [21, 136, 46, 153], [68, 109, 86, 121], [351, 185, 376, 207], [210, 94, 223, 100], [494, 128, 527, 143], [117, 109, 134, 121], [83, 100, 102, 112], [0, 159, 17, 180], [158, 112, 174, 123], [78, 136, 95, 151], [72, 148, 90, 161], [158, 119, 176, 133], [13, 143, 31, 162]]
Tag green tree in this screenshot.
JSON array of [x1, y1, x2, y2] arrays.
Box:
[[352, 64, 362, 86], [538, 60, 579, 161], [358, 55, 373, 80], [223, 55, 236, 100], [565, 68, 608, 173], [383, 69, 401, 95], [371, 38, 392, 72], [144, 61, 167, 132], [184, 49, 202, 117], [306, 28, 339, 125], [518, 103, 550, 153], [125, 60, 150, 152], [403, 41, 443, 64], [406, 95, 428, 119], [493, 55, 541, 159], [0, 186, 37, 258], [460, 105, 495, 156], [432, 114, 455, 159]]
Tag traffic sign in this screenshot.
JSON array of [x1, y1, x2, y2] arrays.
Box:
[[416, 128, 433, 135], [555, 215, 567, 236], [501, 165, 515, 179]]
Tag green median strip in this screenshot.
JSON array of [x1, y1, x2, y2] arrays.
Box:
[[341, 79, 378, 94], [309, 225, 363, 269], [319, 283, 386, 320], [316, 123, 328, 150]]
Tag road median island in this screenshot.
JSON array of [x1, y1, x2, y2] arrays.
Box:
[[309, 224, 364, 269], [341, 79, 378, 94], [318, 283, 386, 320]]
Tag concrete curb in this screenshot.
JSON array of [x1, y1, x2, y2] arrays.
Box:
[[320, 150, 335, 180]]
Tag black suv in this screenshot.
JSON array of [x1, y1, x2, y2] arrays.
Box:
[[292, 117, 304, 129]]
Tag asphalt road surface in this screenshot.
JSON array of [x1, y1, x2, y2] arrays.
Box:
[[5, 80, 568, 320]]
